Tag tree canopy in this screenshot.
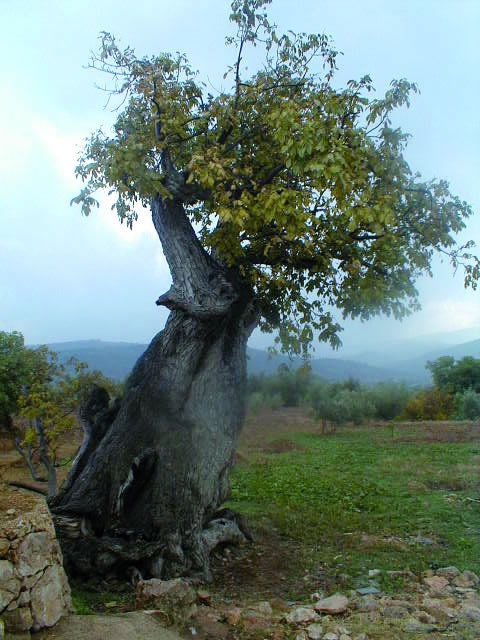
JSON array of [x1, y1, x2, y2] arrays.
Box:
[[73, 0, 478, 353], [427, 355, 480, 395]]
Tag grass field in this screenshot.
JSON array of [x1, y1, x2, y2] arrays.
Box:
[[224, 409, 480, 597]]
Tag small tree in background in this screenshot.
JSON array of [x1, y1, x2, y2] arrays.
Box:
[[0, 331, 119, 496], [454, 389, 480, 421]]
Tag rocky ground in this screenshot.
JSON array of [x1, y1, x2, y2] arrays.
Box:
[[181, 564, 480, 639]]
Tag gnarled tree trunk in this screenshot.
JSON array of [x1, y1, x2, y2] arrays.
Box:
[[49, 195, 258, 581]]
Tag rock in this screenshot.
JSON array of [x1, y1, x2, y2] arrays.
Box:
[[30, 565, 72, 631], [224, 606, 242, 625], [310, 591, 325, 601], [135, 578, 196, 621], [367, 569, 380, 578], [0, 560, 21, 610], [287, 607, 320, 624], [323, 634, 338, 640], [463, 591, 480, 607], [196, 590, 211, 606], [435, 566, 459, 580], [356, 587, 380, 596], [355, 598, 378, 612], [403, 618, 437, 634], [421, 596, 457, 620], [416, 610, 436, 624], [454, 570, 479, 588], [0, 539, 9, 559], [382, 605, 409, 618], [1, 492, 71, 634], [306, 623, 323, 639], [6, 509, 16, 516], [2, 606, 33, 632], [314, 594, 349, 615], [459, 603, 480, 622], [353, 635, 369, 640], [253, 601, 273, 616], [339, 635, 351, 640], [423, 575, 449, 592], [15, 532, 54, 577], [295, 632, 308, 640]]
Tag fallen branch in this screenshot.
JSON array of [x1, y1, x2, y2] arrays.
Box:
[[8, 480, 48, 496]]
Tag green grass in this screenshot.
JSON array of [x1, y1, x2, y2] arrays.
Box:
[[71, 585, 133, 615], [228, 423, 480, 589]]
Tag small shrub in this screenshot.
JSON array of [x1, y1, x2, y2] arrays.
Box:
[[454, 389, 480, 421], [399, 388, 453, 421]]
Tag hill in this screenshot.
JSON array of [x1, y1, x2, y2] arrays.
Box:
[[31, 335, 480, 386], [35, 340, 409, 384]]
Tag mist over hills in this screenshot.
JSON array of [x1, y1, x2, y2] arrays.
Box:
[[38, 331, 480, 386]]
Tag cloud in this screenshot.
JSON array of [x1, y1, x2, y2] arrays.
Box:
[[419, 298, 480, 334]]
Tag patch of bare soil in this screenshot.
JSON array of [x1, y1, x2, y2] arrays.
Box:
[[393, 421, 480, 444], [238, 407, 318, 457]]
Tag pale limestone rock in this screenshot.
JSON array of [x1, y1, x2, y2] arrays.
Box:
[[421, 596, 457, 620], [323, 633, 338, 640], [306, 623, 323, 639], [423, 575, 449, 592], [463, 591, 480, 607], [459, 603, 480, 622], [254, 601, 273, 616], [0, 539, 9, 559], [435, 566, 459, 580], [416, 610, 436, 624], [314, 594, 349, 615], [135, 578, 196, 619], [30, 564, 71, 631], [454, 570, 479, 588], [15, 532, 52, 577], [287, 607, 320, 624], [0, 560, 21, 611], [355, 598, 378, 612]]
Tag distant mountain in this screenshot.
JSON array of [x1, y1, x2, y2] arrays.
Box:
[[383, 338, 480, 385], [246, 348, 399, 384], [42, 340, 146, 381], [34, 340, 407, 385], [33, 335, 480, 386]]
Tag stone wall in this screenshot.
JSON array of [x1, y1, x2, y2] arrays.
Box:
[[0, 488, 72, 633]]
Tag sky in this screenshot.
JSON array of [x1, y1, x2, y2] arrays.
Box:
[[1, 0, 479, 356]]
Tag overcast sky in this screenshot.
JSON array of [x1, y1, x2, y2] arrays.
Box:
[[1, 0, 479, 355]]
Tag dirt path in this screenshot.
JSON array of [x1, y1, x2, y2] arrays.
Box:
[[35, 612, 183, 640]]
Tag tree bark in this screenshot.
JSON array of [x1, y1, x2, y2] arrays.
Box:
[[49, 195, 258, 581]]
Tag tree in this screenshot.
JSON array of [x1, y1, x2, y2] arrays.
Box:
[[0, 331, 118, 495], [50, 1, 478, 580], [427, 355, 480, 394], [16, 352, 119, 497], [0, 331, 32, 431]]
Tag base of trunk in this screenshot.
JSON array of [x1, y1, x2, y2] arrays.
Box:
[[52, 508, 252, 582]]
